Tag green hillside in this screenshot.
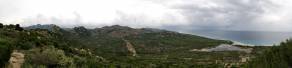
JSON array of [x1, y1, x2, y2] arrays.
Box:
[[0, 23, 258, 68], [245, 39, 292, 68]]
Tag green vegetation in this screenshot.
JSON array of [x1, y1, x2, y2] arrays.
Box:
[[0, 24, 23, 67], [0, 23, 264, 68], [23, 46, 74, 67], [246, 39, 292, 68]]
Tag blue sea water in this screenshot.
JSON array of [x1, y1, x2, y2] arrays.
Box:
[[190, 30, 292, 46]]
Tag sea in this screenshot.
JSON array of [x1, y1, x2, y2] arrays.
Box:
[[190, 30, 292, 46]]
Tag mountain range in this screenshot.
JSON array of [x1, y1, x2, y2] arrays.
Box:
[[0, 24, 268, 68]]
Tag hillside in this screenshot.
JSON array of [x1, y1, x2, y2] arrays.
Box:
[[0, 24, 260, 68], [246, 39, 292, 68]]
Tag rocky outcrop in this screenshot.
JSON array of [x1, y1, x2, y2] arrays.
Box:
[[8, 51, 25, 68], [123, 39, 137, 57]]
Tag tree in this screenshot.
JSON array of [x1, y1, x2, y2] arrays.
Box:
[[0, 23, 3, 28], [7, 24, 15, 29], [15, 24, 23, 31]]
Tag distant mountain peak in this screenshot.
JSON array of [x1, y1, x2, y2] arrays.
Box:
[[25, 24, 61, 32], [101, 25, 132, 30]]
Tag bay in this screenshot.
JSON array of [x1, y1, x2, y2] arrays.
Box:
[[191, 30, 292, 46]]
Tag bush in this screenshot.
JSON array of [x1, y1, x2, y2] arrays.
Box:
[[25, 46, 73, 67], [0, 43, 12, 67], [0, 37, 13, 67]]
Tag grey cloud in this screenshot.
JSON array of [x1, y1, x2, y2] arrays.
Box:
[[21, 13, 112, 28], [164, 0, 275, 31], [8, 0, 292, 32]]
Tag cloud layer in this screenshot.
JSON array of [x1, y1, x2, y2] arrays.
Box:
[[1, 0, 292, 32]]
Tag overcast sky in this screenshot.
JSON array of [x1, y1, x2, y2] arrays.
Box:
[[0, 0, 292, 32]]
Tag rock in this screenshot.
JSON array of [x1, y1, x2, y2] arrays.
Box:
[[8, 51, 25, 68], [123, 39, 137, 56]]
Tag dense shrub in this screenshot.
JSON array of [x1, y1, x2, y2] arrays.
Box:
[[25, 46, 73, 67], [0, 40, 12, 67], [246, 39, 292, 68]]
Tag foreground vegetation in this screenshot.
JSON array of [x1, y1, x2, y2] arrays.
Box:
[[245, 39, 292, 68]]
